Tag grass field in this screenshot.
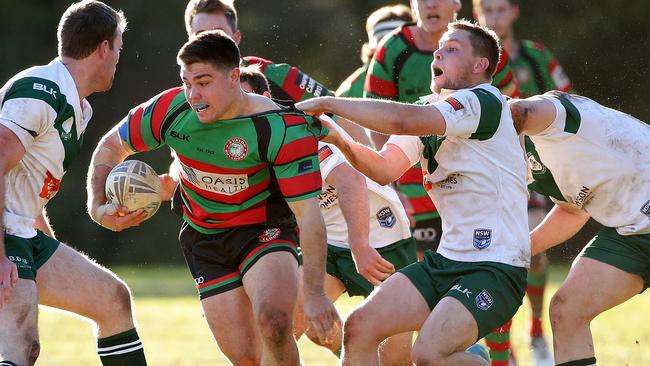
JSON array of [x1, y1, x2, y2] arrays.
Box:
[[36, 265, 650, 365]]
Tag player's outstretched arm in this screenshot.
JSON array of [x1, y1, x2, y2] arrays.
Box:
[[297, 96, 446, 137], [323, 119, 411, 186], [0, 125, 23, 306], [287, 197, 341, 344], [326, 163, 394, 284], [86, 128, 147, 231], [530, 202, 590, 256]]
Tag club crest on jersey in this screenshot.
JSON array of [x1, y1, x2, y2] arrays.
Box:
[[475, 289, 494, 311], [259, 228, 281, 243], [224, 138, 248, 161], [527, 153, 546, 174], [641, 200, 650, 218], [473, 229, 492, 250], [444, 97, 464, 111], [376, 207, 396, 228]]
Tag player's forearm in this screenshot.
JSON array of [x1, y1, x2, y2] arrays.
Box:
[[298, 210, 328, 296], [86, 131, 131, 218], [321, 97, 443, 136], [530, 203, 590, 255], [334, 172, 370, 250], [334, 116, 373, 147], [335, 138, 396, 185], [35, 209, 55, 239]]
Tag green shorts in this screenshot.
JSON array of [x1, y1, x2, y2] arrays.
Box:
[[580, 226, 650, 289], [327, 237, 417, 297], [400, 250, 527, 339], [4, 231, 60, 281]]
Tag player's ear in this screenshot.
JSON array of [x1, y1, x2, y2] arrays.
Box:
[[232, 30, 242, 45], [475, 57, 489, 75], [230, 67, 241, 85], [511, 4, 520, 22], [96, 39, 110, 59]]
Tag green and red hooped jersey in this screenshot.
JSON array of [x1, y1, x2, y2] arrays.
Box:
[[117, 87, 325, 234], [335, 64, 368, 97], [511, 40, 573, 98], [242, 56, 333, 102], [363, 25, 520, 222]]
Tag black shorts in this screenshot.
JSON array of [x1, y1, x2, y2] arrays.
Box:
[[179, 222, 301, 299], [412, 217, 442, 253]]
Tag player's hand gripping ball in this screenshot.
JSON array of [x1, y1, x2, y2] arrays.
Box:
[[105, 160, 162, 220]]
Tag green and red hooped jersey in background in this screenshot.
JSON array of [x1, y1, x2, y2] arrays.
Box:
[[117, 87, 325, 234], [336, 64, 368, 97], [511, 40, 573, 98], [363, 25, 520, 222], [242, 56, 333, 102]]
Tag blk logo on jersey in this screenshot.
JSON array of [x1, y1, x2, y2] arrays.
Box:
[[259, 228, 281, 243], [473, 229, 492, 250], [444, 97, 464, 111], [641, 200, 650, 218], [475, 289, 494, 311], [376, 207, 396, 228], [224, 138, 248, 161], [527, 153, 546, 174], [298, 159, 314, 173]]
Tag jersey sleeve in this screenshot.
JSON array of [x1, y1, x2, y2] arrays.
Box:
[[117, 87, 185, 152], [492, 49, 520, 98], [268, 113, 323, 202], [541, 46, 573, 92], [318, 142, 346, 180], [0, 77, 60, 149], [386, 134, 423, 167], [363, 35, 399, 100], [335, 67, 366, 97], [243, 56, 332, 102], [432, 90, 483, 138]]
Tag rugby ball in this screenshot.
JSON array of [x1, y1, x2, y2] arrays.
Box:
[[105, 160, 162, 220]]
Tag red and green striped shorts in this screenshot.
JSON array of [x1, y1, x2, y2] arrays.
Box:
[[179, 222, 301, 299]]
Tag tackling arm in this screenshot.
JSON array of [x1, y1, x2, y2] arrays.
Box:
[[297, 96, 446, 136], [530, 202, 591, 255]]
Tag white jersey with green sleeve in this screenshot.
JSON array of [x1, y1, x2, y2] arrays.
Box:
[[318, 141, 411, 249], [530, 92, 650, 235], [0, 59, 92, 238], [387, 84, 530, 267]]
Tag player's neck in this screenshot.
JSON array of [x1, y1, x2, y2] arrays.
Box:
[[412, 25, 444, 52], [61, 56, 95, 101], [502, 32, 520, 59]]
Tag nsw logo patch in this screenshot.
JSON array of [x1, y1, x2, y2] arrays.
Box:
[[224, 138, 248, 161], [444, 97, 464, 111], [475, 289, 494, 311], [641, 200, 650, 219], [259, 228, 281, 243], [376, 207, 396, 228], [473, 229, 492, 250]]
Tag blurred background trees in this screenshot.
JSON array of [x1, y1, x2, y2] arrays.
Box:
[[1, 0, 648, 265]]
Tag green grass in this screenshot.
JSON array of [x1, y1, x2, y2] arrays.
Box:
[[36, 265, 650, 365]]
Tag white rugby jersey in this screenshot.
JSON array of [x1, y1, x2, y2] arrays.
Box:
[[0, 59, 92, 237], [527, 92, 650, 235], [317, 141, 411, 249], [388, 84, 530, 267]]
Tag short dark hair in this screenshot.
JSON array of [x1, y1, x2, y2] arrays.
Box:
[[177, 29, 241, 71], [185, 0, 238, 36], [448, 19, 501, 78], [240, 64, 271, 95], [57, 0, 127, 59]]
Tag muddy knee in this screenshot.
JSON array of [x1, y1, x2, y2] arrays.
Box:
[[257, 307, 292, 347]]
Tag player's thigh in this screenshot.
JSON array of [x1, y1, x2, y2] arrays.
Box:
[[201, 286, 261, 361], [346, 272, 429, 342], [36, 243, 130, 320], [242, 251, 299, 318], [413, 297, 478, 355], [0, 279, 38, 363], [553, 257, 643, 319]]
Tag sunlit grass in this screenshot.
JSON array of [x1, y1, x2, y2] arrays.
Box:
[[36, 265, 650, 365]]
